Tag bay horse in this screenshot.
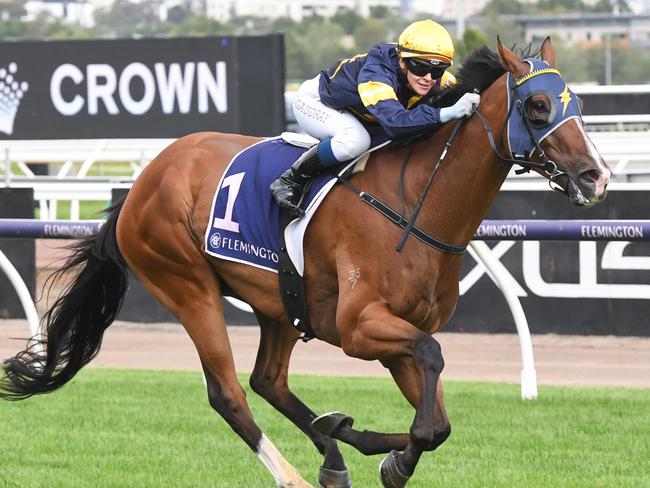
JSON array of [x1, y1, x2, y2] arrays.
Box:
[[1, 38, 610, 487]]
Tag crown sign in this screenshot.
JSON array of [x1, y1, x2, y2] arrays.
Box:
[[0, 63, 29, 136]]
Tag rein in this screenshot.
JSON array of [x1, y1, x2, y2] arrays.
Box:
[[395, 116, 466, 252], [332, 103, 472, 255]]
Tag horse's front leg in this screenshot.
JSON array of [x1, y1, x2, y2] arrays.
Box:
[[379, 353, 450, 488], [331, 300, 448, 487], [313, 362, 450, 457], [385, 360, 451, 452]]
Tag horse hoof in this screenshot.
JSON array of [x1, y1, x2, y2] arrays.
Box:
[[379, 450, 410, 488], [318, 466, 352, 488], [312, 412, 354, 437]]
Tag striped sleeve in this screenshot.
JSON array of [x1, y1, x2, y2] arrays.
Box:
[[358, 81, 398, 107], [357, 51, 442, 138]]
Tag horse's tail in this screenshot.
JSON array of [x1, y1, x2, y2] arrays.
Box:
[[0, 198, 129, 400]]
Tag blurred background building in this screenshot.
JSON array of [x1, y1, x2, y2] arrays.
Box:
[[18, 0, 650, 26], [5, 0, 650, 83]]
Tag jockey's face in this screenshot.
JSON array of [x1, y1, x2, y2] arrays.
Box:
[[400, 58, 436, 96]]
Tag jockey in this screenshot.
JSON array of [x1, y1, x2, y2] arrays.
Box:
[[271, 19, 481, 212]]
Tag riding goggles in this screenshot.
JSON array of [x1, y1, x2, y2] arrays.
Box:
[[405, 58, 449, 79]]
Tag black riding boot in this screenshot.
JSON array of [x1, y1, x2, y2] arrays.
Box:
[[270, 144, 323, 212]]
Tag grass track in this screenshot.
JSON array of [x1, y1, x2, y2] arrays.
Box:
[[1, 369, 649, 487]]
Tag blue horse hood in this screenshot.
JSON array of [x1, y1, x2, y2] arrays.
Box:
[[506, 59, 582, 159]]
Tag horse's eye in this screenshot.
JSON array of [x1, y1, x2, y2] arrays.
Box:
[[532, 100, 547, 113], [524, 95, 551, 128]]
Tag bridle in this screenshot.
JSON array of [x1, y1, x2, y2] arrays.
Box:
[[472, 69, 572, 196], [392, 67, 583, 251]]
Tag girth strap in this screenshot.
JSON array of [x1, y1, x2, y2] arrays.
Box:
[[277, 208, 317, 342]]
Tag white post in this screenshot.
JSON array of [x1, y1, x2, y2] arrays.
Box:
[[0, 248, 41, 346], [469, 241, 538, 400], [456, 0, 466, 39], [225, 296, 254, 313], [4, 147, 10, 186], [70, 200, 80, 221], [604, 34, 612, 85]]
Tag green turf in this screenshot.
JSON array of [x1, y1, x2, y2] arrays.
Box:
[[0, 369, 648, 487]]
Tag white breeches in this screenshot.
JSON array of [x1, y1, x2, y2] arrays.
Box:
[[292, 75, 371, 162]]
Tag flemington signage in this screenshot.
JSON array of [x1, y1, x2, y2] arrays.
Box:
[[0, 35, 285, 139], [580, 223, 644, 239], [475, 220, 647, 240], [451, 190, 650, 336]]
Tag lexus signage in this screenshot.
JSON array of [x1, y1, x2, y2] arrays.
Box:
[[449, 189, 650, 337], [0, 35, 285, 139]]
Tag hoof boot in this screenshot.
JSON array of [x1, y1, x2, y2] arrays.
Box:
[[312, 412, 354, 437], [318, 466, 352, 488], [379, 450, 411, 488]]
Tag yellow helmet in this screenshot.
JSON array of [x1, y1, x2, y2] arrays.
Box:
[[398, 19, 454, 65]]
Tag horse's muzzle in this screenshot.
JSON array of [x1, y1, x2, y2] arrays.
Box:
[[566, 168, 612, 207]]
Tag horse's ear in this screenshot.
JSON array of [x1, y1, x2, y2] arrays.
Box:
[[496, 36, 529, 78], [540, 36, 556, 67]]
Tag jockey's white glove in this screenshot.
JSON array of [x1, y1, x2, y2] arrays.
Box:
[[439, 92, 481, 123]]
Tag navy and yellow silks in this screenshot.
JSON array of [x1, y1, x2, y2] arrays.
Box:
[[507, 59, 582, 159], [318, 43, 453, 141]]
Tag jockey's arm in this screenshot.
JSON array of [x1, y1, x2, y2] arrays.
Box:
[[357, 60, 444, 139]]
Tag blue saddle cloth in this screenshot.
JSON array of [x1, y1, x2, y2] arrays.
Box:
[[204, 137, 337, 272]]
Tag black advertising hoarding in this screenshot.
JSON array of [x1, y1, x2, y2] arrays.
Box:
[[0, 35, 285, 139], [579, 92, 650, 117], [449, 188, 650, 337], [0, 188, 34, 319]]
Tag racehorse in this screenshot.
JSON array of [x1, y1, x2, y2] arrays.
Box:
[[1, 38, 610, 488]]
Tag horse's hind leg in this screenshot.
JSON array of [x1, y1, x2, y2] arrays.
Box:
[[120, 250, 313, 487], [250, 315, 351, 488], [192, 308, 313, 487]]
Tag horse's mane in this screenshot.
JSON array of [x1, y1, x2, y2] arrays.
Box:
[[433, 46, 504, 107], [432, 42, 540, 107]]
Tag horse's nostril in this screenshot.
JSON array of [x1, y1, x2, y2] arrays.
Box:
[[578, 168, 611, 199], [582, 169, 601, 183]]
